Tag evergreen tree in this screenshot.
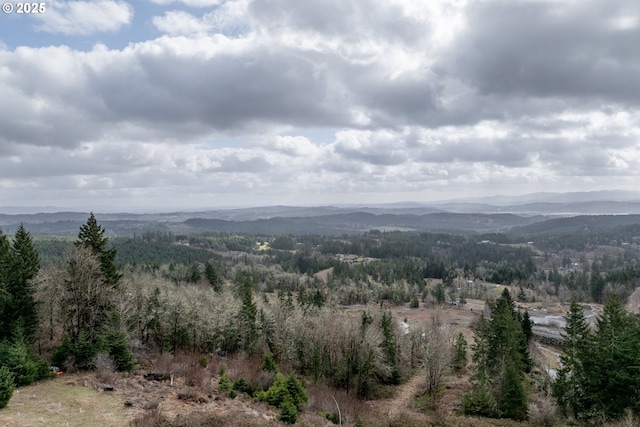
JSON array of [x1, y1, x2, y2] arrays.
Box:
[[205, 262, 223, 292], [4, 225, 40, 341], [553, 296, 640, 422], [380, 310, 401, 384], [434, 283, 446, 304], [0, 366, 14, 409], [238, 282, 258, 354], [553, 301, 590, 419], [584, 295, 640, 419], [463, 289, 529, 419], [589, 263, 605, 303], [500, 362, 528, 420], [518, 310, 533, 373], [517, 287, 527, 302], [101, 329, 137, 372], [188, 264, 201, 283], [0, 230, 12, 339], [0, 328, 52, 387], [452, 332, 468, 373], [520, 310, 533, 342], [76, 213, 121, 288]]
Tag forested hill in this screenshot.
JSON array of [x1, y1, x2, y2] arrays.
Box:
[[0, 211, 543, 236], [4, 208, 640, 238], [183, 212, 541, 235], [508, 214, 640, 236]]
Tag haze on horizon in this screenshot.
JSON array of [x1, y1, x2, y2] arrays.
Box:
[[1, 0, 639, 212]]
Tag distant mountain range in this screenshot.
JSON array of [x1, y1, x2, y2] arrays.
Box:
[[1, 190, 640, 236]]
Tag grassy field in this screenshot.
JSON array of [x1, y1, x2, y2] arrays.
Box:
[[0, 375, 134, 427]]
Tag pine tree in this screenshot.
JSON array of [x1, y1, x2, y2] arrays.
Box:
[[76, 213, 121, 288], [239, 285, 258, 354], [500, 361, 527, 420], [463, 289, 529, 419], [585, 295, 640, 419], [380, 310, 401, 384], [553, 301, 590, 419], [4, 225, 40, 341], [205, 262, 223, 292], [554, 296, 640, 422], [518, 310, 533, 373], [0, 366, 15, 409], [0, 230, 12, 338], [101, 329, 137, 372], [453, 332, 468, 373], [589, 263, 605, 303]]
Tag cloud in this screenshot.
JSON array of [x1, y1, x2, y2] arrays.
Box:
[[33, 1, 134, 35], [443, 0, 640, 106], [148, 0, 223, 7], [1, 0, 640, 209], [152, 10, 212, 36]]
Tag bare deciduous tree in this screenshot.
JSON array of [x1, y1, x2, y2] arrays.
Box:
[[35, 246, 115, 344], [63, 246, 115, 343], [422, 310, 452, 394]]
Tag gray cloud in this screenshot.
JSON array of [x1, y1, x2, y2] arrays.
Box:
[[445, 0, 640, 105], [1, 0, 639, 210]]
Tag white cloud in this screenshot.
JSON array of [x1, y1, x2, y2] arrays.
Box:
[[33, 1, 133, 35], [153, 10, 212, 36], [148, 0, 223, 7], [1, 0, 640, 209]]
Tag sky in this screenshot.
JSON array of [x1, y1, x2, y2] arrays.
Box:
[[0, 0, 639, 212]]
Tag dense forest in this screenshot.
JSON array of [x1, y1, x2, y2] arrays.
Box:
[[2, 213, 640, 425]]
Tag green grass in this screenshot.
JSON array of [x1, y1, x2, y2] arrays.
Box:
[[0, 376, 133, 427]]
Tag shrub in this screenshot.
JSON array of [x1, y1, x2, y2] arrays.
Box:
[[323, 412, 340, 424], [284, 374, 307, 410], [256, 372, 308, 424], [130, 406, 167, 427], [93, 352, 117, 384], [199, 355, 208, 368], [35, 356, 54, 381], [462, 381, 498, 418], [101, 329, 137, 372], [218, 368, 233, 393], [261, 354, 278, 374], [232, 377, 254, 395], [0, 366, 15, 409], [279, 398, 299, 424], [528, 396, 559, 427]]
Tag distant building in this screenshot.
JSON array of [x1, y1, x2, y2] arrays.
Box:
[[336, 254, 359, 261]]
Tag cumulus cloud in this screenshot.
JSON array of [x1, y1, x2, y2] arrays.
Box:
[[148, 0, 223, 7], [33, 1, 134, 35], [152, 10, 212, 36], [443, 0, 640, 105], [1, 0, 639, 209]]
